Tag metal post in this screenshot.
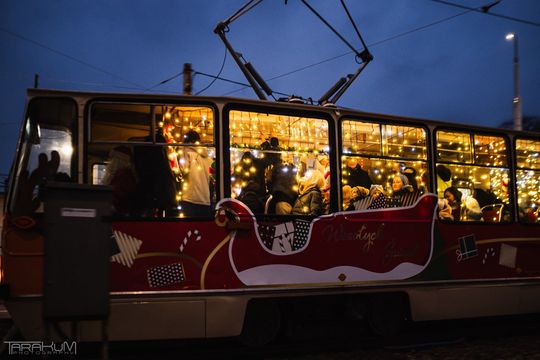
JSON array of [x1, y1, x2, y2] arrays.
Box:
[[512, 34, 522, 131]]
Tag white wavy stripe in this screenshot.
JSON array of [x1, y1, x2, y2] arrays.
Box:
[[226, 194, 439, 286], [237, 263, 426, 285]]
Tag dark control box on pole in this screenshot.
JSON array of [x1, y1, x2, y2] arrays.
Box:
[[42, 182, 112, 321]]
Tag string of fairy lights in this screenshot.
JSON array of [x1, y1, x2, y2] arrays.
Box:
[[152, 106, 538, 220], [516, 139, 540, 212]]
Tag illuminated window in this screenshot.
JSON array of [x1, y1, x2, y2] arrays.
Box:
[[229, 110, 329, 215], [341, 120, 428, 211], [437, 131, 473, 163], [382, 124, 427, 159], [89, 103, 215, 218], [516, 138, 540, 169], [474, 135, 508, 167], [10, 98, 77, 216], [342, 121, 427, 159], [436, 131, 510, 222], [515, 139, 540, 224], [342, 121, 381, 156]]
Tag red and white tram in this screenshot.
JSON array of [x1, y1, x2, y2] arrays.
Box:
[[1, 89, 540, 344]]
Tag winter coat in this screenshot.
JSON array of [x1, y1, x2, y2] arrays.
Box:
[[343, 164, 373, 188], [292, 187, 323, 216], [181, 147, 213, 206]]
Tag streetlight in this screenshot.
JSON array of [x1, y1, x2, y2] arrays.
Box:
[[505, 32, 522, 131]]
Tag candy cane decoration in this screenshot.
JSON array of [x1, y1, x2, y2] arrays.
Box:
[[180, 229, 202, 253]]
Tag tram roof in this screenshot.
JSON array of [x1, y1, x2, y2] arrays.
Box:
[[25, 87, 538, 138]]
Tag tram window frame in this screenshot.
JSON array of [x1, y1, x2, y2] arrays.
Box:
[[86, 100, 219, 218], [8, 96, 78, 216], [338, 116, 430, 211], [435, 127, 512, 223], [515, 137, 540, 225], [223, 103, 337, 216]]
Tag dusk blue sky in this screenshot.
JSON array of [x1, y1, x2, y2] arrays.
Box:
[[1, 0, 539, 179]]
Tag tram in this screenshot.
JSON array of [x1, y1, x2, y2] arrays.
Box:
[[1, 88, 539, 344]]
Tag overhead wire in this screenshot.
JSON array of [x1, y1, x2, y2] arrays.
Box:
[[225, 0, 264, 25], [301, 0, 362, 57], [429, 0, 540, 27], [222, 5, 473, 96], [195, 45, 228, 95], [195, 71, 292, 98], [0, 26, 146, 89], [39, 77, 144, 91], [144, 71, 184, 92]]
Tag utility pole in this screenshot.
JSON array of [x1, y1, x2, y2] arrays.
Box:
[[506, 33, 522, 131], [183, 63, 192, 95], [34, 74, 39, 88]]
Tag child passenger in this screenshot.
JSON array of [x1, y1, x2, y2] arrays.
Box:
[[292, 170, 325, 216]]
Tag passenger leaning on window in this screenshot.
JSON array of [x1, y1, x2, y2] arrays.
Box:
[[387, 174, 414, 208]]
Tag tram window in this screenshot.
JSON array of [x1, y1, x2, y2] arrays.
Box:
[[90, 103, 152, 142], [436, 132, 511, 223], [342, 121, 381, 156], [341, 122, 427, 158], [515, 139, 540, 224], [436, 131, 473, 163], [382, 125, 427, 159], [340, 120, 428, 211], [10, 98, 77, 216], [229, 110, 330, 216], [474, 135, 508, 167], [516, 139, 540, 169], [88, 103, 215, 218]]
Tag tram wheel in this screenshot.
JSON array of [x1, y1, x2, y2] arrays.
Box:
[[238, 300, 281, 347], [367, 293, 408, 337]]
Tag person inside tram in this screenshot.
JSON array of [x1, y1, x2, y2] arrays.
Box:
[[454, 181, 483, 221], [237, 180, 265, 214], [387, 173, 415, 208], [234, 136, 282, 213], [317, 156, 331, 214], [342, 184, 370, 211], [443, 186, 482, 221], [436, 164, 452, 198], [236, 151, 266, 213], [102, 146, 137, 215], [267, 162, 298, 214], [519, 202, 538, 223], [13, 150, 71, 216], [437, 198, 454, 220], [402, 167, 418, 191], [343, 157, 373, 189], [178, 130, 214, 217], [292, 169, 325, 216]]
